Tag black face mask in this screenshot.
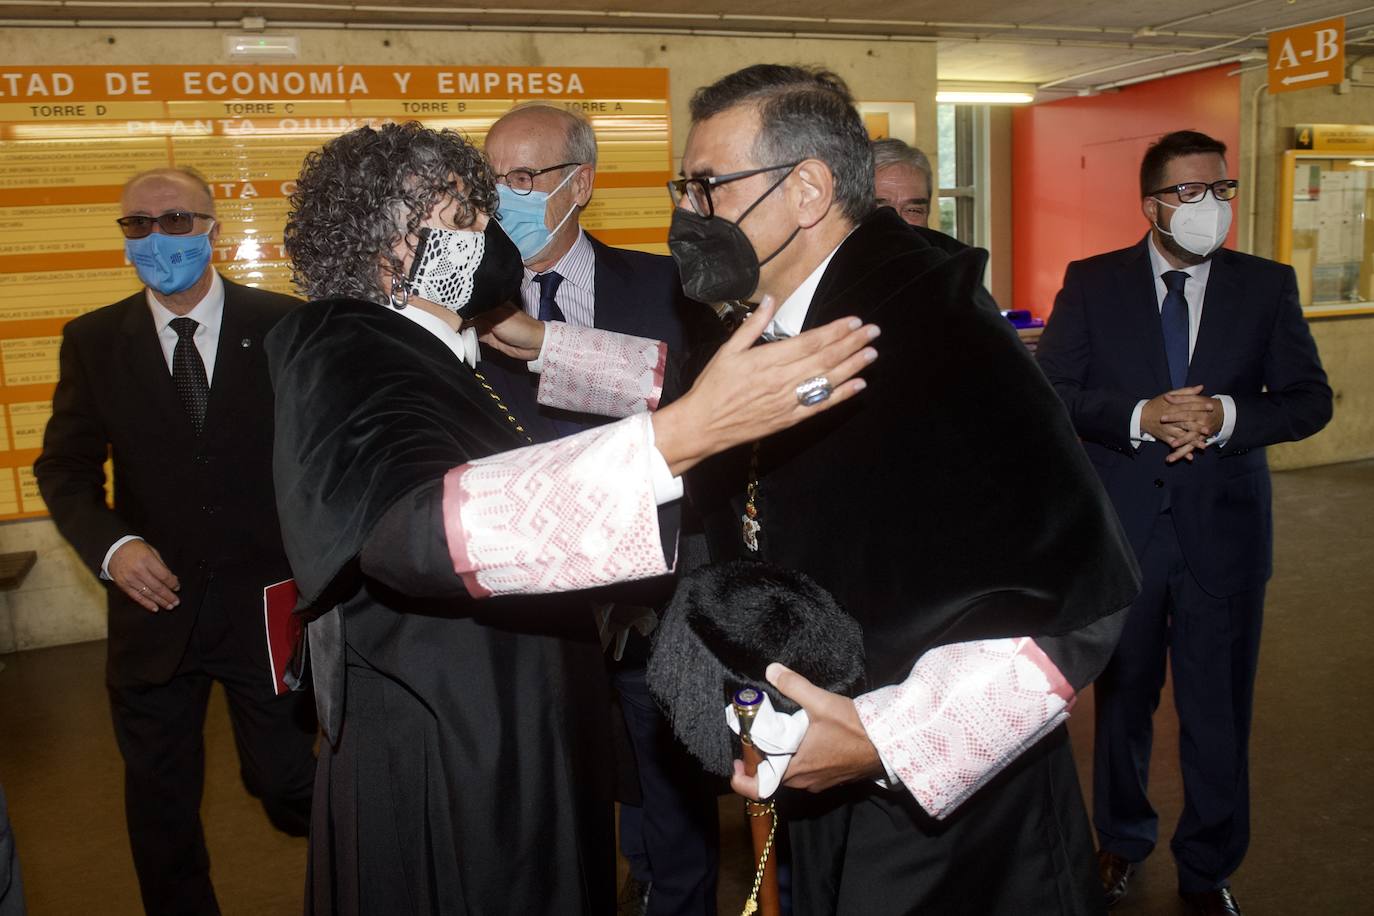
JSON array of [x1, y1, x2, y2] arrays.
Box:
[[668, 167, 801, 304], [405, 218, 524, 320]]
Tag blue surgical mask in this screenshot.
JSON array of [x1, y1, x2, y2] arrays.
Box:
[[495, 167, 580, 263], [125, 228, 215, 295]]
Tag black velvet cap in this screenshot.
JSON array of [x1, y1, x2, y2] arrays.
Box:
[[646, 560, 865, 777]]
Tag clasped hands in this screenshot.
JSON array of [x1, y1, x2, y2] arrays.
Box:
[[1141, 384, 1225, 464], [729, 662, 885, 802]]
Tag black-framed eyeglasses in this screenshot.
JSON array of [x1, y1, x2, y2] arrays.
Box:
[[115, 211, 214, 239], [1147, 179, 1238, 204], [496, 162, 581, 195], [667, 161, 803, 218]]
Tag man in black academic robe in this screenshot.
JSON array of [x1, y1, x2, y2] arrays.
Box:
[[668, 65, 1140, 915]]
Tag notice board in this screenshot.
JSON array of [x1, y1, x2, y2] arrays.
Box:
[[0, 65, 673, 521]]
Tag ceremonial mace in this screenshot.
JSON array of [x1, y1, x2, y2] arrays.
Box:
[[732, 687, 780, 916]]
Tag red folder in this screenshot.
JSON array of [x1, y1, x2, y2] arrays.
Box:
[[263, 578, 303, 696]]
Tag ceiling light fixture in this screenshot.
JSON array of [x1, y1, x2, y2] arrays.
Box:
[[936, 89, 1035, 104]]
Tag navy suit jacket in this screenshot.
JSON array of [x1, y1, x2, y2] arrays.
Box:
[[1036, 236, 1332, 598]]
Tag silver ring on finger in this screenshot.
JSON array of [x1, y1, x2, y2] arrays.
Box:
[[794, 375, 832, 407], [139, 586, 150, 594]]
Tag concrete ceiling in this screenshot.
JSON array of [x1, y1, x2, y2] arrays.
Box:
[[2, 1, 1372, 94]]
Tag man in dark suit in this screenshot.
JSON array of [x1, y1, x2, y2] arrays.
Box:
[[483, 104, 719, 916], [34, 168, 316, 916], [1036, 131, 1332, 916]]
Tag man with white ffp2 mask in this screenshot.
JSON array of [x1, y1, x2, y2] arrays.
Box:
[[1037, 130, 1331, 916]]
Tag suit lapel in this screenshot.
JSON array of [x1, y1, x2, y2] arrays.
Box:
[[119, 292, 194, 438], [1185, 249, 1242, 389], [204, 281, 251, 435], [1120, 237, 1173, 393], [589, 236, 627, 332]]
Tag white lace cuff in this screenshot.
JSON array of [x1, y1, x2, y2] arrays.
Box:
[[536, 322, 666, 417], [854, 637, 1074, 819], [441, 413, 674, 598]]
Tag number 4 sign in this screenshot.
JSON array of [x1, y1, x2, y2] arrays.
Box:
[[1269, 17, 1345, 94]]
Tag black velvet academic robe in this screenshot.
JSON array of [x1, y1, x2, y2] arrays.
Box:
[[685, 209, 1141, 915], [266, 299, 618, 915]]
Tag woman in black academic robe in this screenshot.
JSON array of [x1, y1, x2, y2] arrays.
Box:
[[267, 121, 878, 915]]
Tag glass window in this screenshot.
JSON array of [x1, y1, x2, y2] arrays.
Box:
[[936, 103, 978, 244]]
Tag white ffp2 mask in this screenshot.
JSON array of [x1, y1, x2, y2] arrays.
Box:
[[1153, 193, 1232, 257]]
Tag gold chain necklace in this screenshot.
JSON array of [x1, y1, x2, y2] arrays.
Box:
[[742, 442, 761, 551], [472, 369, 532, 444]]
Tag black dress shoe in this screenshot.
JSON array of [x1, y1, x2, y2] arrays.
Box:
[[617, 875, 651, 916], [1096, 850, 1136, 907], [1179, 887, 1242, 915]]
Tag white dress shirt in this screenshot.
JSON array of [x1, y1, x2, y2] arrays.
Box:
[[764, 244, 844, 340], [146, 271, 225, 382], [393, 302, 480, 367], [1129, 236, 1236, 447], [520, 228, 597, 328]]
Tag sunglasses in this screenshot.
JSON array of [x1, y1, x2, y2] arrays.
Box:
[[116, 210, 215, 239]]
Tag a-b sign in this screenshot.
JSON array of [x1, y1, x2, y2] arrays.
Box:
[[1268, 17, 1344, 94]]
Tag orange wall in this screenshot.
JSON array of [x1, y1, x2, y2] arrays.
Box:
[[1011, 66, 1242, 317]]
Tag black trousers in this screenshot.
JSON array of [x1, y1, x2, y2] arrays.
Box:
[[613, 665, 720, 916], [108, 588, 317, 916], [0, 783, 23, 916], [1092, 511, 1265, 892]]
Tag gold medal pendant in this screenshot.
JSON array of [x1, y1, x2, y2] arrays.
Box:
[[742, 513, 760, 552]]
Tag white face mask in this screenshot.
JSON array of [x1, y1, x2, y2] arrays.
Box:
[[1153, 193, 1232, 258]]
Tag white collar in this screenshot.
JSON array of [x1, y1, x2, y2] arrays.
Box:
[[1147, 233, 1212, 287], [146, 271, 224, 335], [764, 242, 845, 340], [392, 303, 479, 367]]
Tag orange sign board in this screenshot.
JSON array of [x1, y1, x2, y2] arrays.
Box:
[[0, 66, 666, 105], [1268, 17, 1345, 94], [0, 65, 673, 522], [1294, 123, 1374, 152]]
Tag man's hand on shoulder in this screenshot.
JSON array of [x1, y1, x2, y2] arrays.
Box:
[[1141, 384, 1221, 463], [108, 540, 180, 612], [730, 662, 883, 800]]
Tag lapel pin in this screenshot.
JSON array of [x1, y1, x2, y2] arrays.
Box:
[[241, 338, 252, 348]]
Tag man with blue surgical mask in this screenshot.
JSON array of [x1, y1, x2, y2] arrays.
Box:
[[483, 104, 720, 916], [34, 168, 316, 916], [1038, 131, 1332, 916]]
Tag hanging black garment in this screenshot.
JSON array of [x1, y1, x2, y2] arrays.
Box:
[[267, 299, 618, 915]]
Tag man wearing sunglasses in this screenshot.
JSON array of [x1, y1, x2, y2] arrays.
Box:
[[664, 65, 1141, 915], [34, 168, 315, 916], [482, 104, 720, 916], [1037, 131, 1332, 916]]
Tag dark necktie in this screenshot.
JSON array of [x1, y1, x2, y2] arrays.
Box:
[[531, 270, 586, 437], [535, 271, 566, 323], [1161, 270, 1191, 389], [170, 317, 209, 435]]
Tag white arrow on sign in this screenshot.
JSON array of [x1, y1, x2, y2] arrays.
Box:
[[1282, 71, 1331, 85]]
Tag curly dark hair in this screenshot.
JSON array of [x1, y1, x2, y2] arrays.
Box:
[[284, 121, 498, 302]]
